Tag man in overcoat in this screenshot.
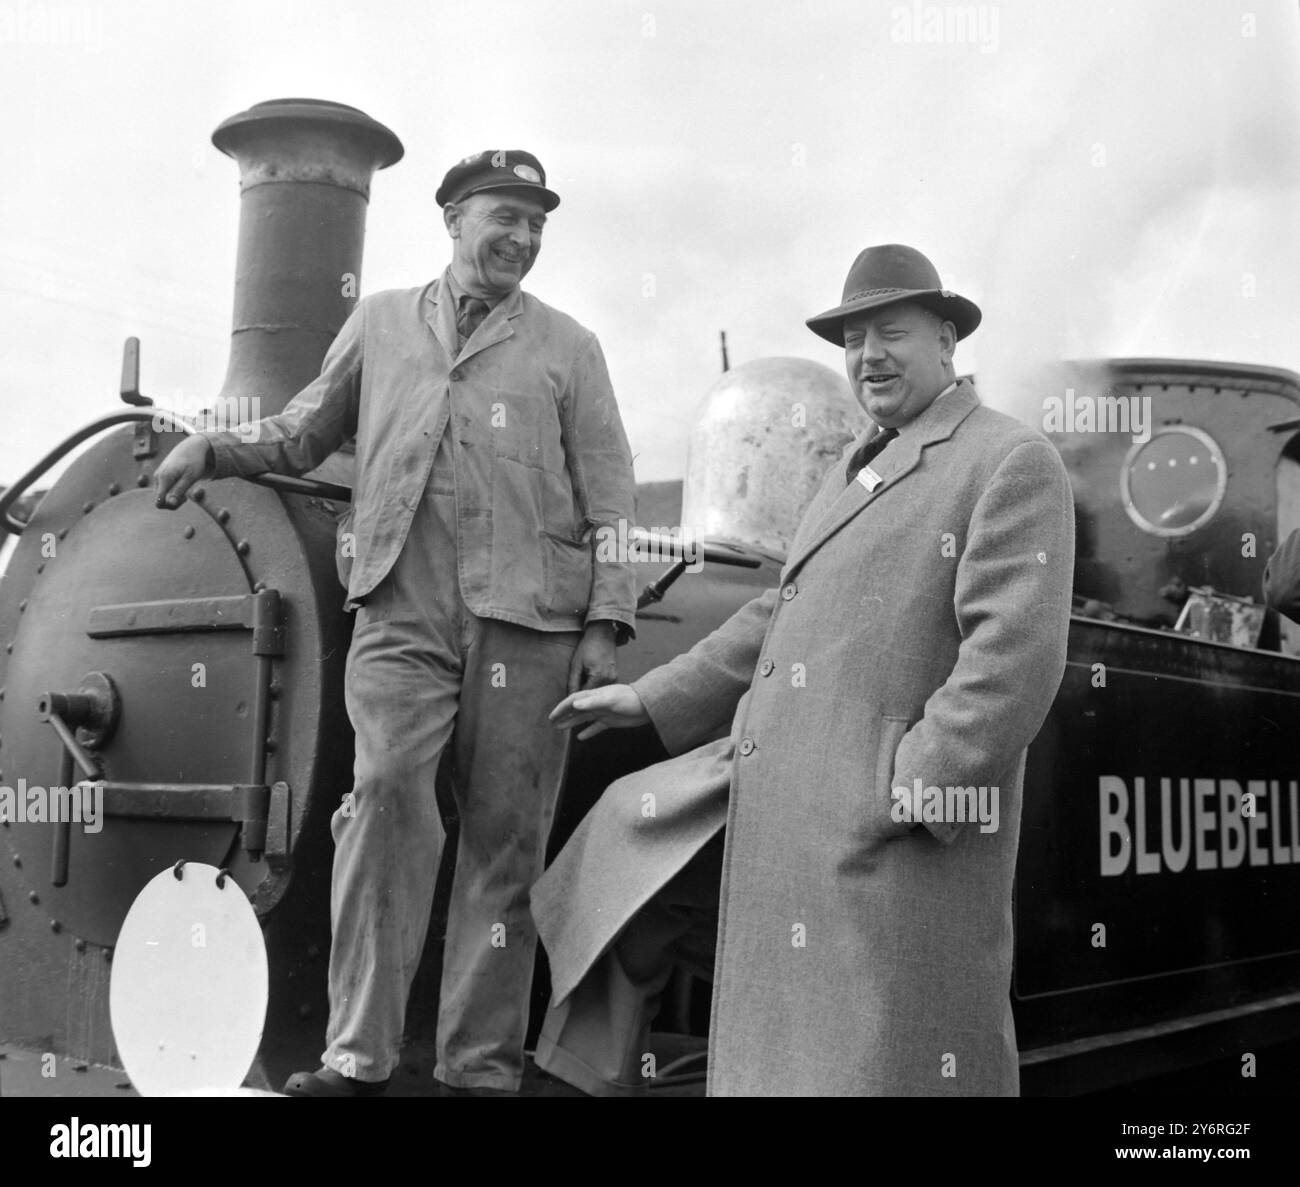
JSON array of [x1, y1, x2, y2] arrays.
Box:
[[154, 150, 637, 1096], [534, 244, 1076, 1096], [1264, 529, 1300, 622]]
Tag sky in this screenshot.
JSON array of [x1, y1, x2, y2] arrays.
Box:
[[1, 0, 1298, 486]]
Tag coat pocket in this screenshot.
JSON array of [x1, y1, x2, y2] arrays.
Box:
[[541, 530, 594, 619], [874, 714, 916, 839], [491, 389, 563, 473]]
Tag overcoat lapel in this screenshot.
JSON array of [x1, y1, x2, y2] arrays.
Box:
[[785, 381, 981, 575]]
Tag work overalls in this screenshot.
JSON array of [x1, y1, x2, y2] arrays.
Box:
[[322, 423, 580, 1091]]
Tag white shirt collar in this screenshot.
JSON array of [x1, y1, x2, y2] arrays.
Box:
[[890, 379, 960, 436]]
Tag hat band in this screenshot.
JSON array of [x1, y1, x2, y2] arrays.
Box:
[[841, 286, 922, 303]]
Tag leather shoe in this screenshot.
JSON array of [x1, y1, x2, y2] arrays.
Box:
[[282, 1067, 389, 1097]]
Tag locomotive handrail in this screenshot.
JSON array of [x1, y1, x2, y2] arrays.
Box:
[[246, 472, 352, 502], [0, 410, 352, 536], [0, 411, 169, 536]]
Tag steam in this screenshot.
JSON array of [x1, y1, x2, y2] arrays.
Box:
[[973, 4, 1300, 428]]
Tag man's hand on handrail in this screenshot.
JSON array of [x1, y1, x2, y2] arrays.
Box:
[[153, 436, 215, 509]]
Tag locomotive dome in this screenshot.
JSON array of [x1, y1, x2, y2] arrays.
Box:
[[680, 357, 866, 557]]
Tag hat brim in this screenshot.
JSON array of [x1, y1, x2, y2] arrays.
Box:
[[805, 289, 981, 346], [440, 179, 561, 213]]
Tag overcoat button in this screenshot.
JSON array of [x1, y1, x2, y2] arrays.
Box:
[[759, 659, 774, 676], [739, 737, 755, 755], [781, 583, 797, 600]]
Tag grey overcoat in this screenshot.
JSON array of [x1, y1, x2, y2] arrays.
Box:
[[533, 381, 1075, 1095]]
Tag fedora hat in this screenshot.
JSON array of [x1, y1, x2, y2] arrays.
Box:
[[806, 244, 981, 346]]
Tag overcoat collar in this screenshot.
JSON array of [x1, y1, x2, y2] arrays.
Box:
[[423, 267, 525, 364], [785, 378, 981, 575]]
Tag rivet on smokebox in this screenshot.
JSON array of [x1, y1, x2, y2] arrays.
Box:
[[18, 600, 27, 612], [108, 483, 121, 496], [82, 502, 93, 514], [191, 487, 206, 503], [183, 525, 195, 539], [75, 938, 87, 952], [236, 540, 251, 556], [50, 919, 62, 934], [216, 508, 231, 524], [11, 854, 19, 867], [136, 473, 149, 487], [28, 891, 39, 904]]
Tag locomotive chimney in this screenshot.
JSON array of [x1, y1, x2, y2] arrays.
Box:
[[211, 98, 403, 418]]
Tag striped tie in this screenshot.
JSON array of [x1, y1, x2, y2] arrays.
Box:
[[457, 296, 489, 346]]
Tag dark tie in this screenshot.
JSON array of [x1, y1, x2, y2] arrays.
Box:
[[456, 296, 490, 345], [846, 428, 898, 486]]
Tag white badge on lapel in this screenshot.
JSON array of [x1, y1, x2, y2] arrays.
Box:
[[857, 466, 884, 492]]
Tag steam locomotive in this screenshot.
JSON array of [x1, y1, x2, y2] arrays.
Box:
[[2, 98, 1298, 1096]]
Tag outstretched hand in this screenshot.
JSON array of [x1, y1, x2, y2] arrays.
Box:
[[550, 683, 650, 741]]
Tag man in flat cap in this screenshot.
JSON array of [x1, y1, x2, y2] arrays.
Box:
[[533, 244, 1076, 1095], [155, 150, 637, 1096]]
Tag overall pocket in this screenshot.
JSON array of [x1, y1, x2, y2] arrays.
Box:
[[541, 530, 593, 618]]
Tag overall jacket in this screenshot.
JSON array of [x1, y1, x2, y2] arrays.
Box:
[[205, 271, 638, 638]]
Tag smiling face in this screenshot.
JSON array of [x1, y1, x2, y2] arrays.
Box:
[[843, 302, 957, 427], [445, 190, 547, 299]]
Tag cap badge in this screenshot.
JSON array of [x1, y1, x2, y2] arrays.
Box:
[[513, 164, 541, 183]]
